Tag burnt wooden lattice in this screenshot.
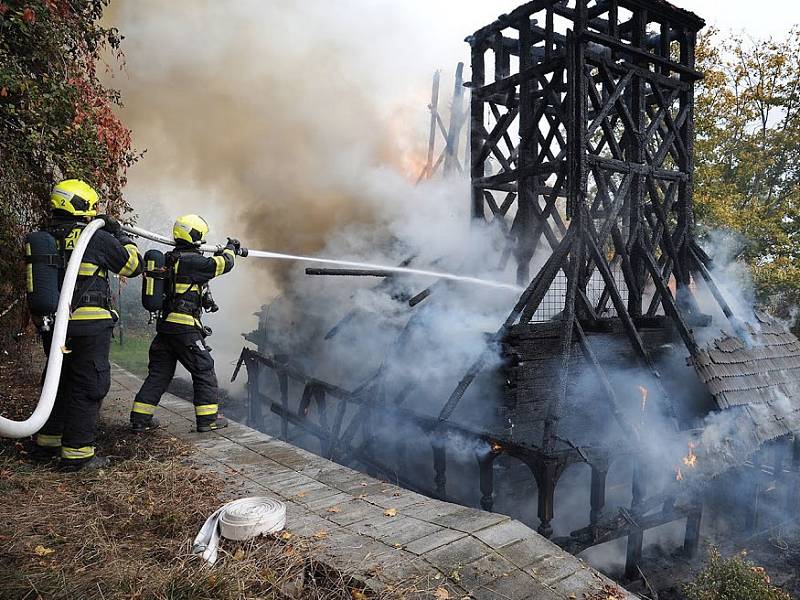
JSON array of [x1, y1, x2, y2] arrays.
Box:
[[445, 0, 712, 436]]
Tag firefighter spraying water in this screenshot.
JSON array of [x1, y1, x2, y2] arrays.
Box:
[[0, 194, 519, 446]]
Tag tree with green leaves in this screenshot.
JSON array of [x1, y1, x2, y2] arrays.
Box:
[[694, 28, 800, 315], [0, 0, 137, 313]]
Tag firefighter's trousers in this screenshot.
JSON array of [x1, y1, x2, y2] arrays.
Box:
[[35, 329, 113, 466], [132, 332, 220, 427]]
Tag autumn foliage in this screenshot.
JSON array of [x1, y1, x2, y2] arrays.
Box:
[[0, 0, 137, 310], [695, 29, 800, 315]]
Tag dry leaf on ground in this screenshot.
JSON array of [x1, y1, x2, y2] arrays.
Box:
[[34, 545, 54, 557], [327, 506, 340, 513], [434, 587, 451, 600], [384, 508, 397, 517]]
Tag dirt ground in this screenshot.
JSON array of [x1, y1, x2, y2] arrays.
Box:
[[0, 340, 401, 600]]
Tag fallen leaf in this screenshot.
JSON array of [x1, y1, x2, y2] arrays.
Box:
[[384, 508, 397, 517], [393, 543, 403, 549], [34, 545, 54, 557], [350, 590, 367, 600], [232, 548, 245, 561], [327, 506, 340, 513], [313, 530, 329, 539], [280, 531, 294, 541], [434, 587, 451, 600], [296, 491, 306, 498]]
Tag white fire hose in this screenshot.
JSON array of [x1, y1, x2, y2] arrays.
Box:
[[192, 497, 286, 565]]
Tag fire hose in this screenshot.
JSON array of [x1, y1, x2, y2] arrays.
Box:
[[0, 220, 518, 439], [192, 497, 286, 565]]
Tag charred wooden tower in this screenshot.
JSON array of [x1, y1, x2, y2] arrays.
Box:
[[446, 0, 710, 577]]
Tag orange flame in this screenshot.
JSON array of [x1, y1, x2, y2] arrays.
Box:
[[682, 442, 698, 468], [490, 441, 503, 454]]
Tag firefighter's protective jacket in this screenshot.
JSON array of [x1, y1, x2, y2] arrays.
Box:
[[158, 241, 236, 334], [36, 216, 143, 335]]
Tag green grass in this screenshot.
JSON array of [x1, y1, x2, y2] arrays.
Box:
[[110, 330, 152, 378]]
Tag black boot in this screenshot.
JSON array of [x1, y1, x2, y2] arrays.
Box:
[[27, 444, 60, 463], [197, 415, 228, 433], [130, 416, 161, 433], [59, 455, 111, 473]]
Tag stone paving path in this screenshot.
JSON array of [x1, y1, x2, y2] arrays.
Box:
[[107, 366, 637, 600]]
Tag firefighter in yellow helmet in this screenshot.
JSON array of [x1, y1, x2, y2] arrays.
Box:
[[27, 179, 143, 471], [130, 215, 238, 433]]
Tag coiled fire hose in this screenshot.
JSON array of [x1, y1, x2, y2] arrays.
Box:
[[192, 497, 286, 565], [0, 220, 517, 439]]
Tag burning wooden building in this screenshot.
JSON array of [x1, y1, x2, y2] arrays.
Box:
[[234, 0, 800, 584]]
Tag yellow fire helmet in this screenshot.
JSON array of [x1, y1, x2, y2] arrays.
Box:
[[50, 179, 100, 217], [173, 214, 209, 246]]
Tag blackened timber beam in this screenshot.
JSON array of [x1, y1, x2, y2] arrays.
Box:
[[305, 268, 392, 277], [444, 62, 467, 175], [689, 246, 747, 334], [241, 348, 357, 401], [586, 54, 691, 92], [471, 56, 566, 99], [621, 0, 705, 31], [471, 42, 487, 221], [587, 154, 687, 181], [581, 30, 703, 80], [467, 0, 560, 45], [437, 226, 577, 423], [640, 244, 699, 355], [554, 503, 697, 555]]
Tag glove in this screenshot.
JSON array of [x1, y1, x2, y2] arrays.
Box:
[[97, 214, 121, 235], [227, 237, 241, 252]]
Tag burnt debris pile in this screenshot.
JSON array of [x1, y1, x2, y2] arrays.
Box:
[[233, 0, 800, 586]]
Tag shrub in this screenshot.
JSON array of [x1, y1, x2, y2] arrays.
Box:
[[684, 547, 790, 600]]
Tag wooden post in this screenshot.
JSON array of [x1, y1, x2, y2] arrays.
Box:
[[421, 70, 441, 182], [444, 62, 466, 175], [246, 358, 262, 429], [478, 451, 496, 511], [786, 436, 800, 515], [624, 461, 646, 580], [432, 435, 447, 499], [278, 369, 289, 441], [532, 459, 560, 538], [470, 42, 486, 222], [745, 449, 763, 532], [683, 503, 703, 557], [590, 464, 608, 525], [626, 7, 647, 318], [516, 14, 537, 285]]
